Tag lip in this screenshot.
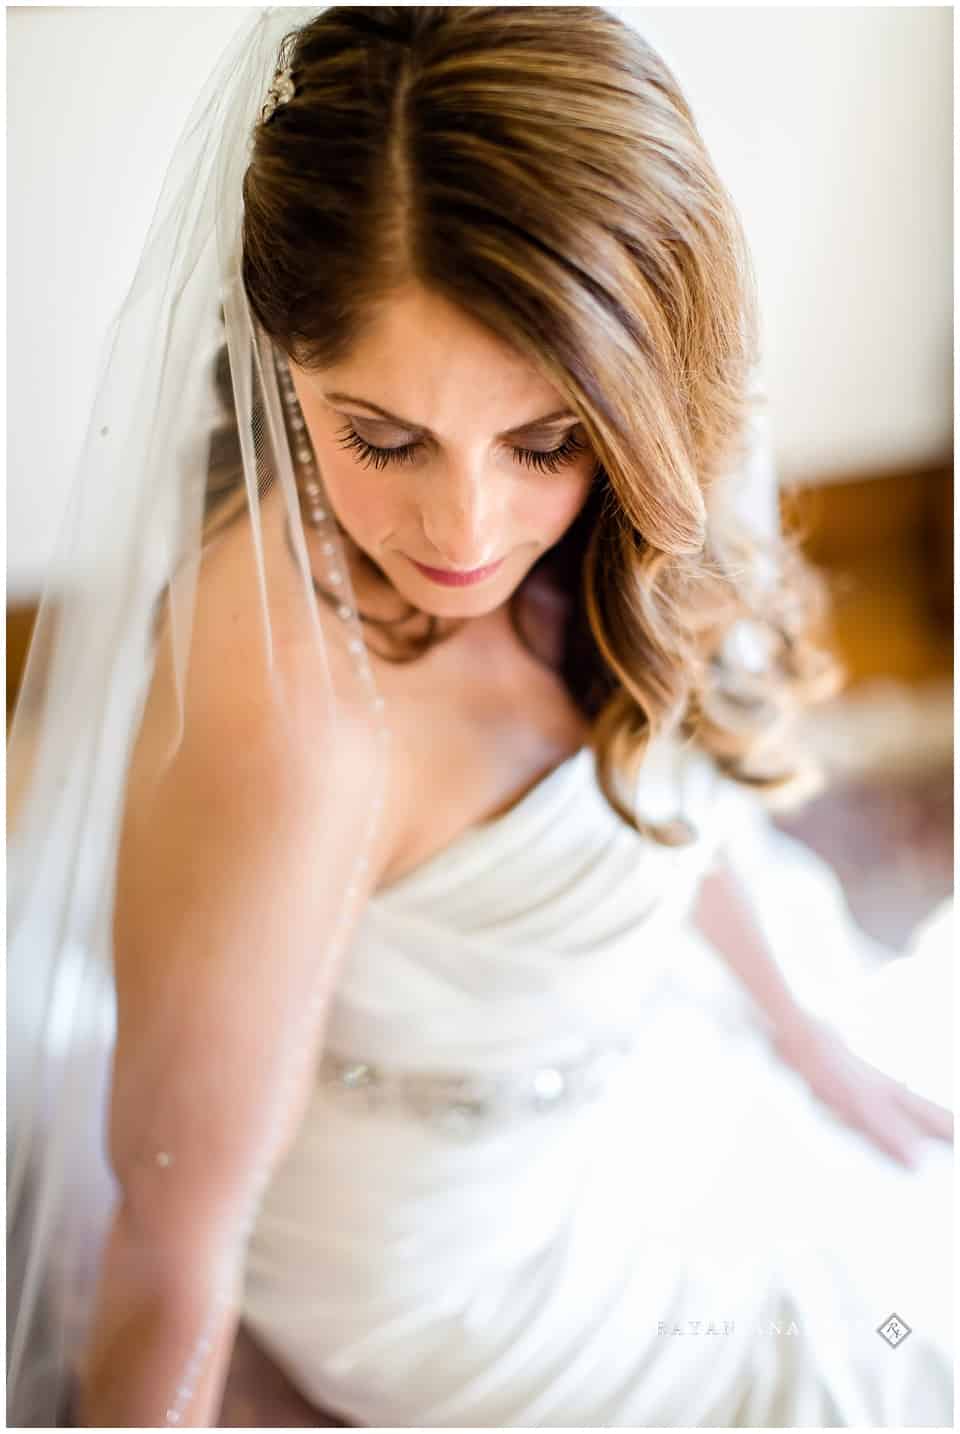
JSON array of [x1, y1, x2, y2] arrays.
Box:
[[408, 555, 504, 587]]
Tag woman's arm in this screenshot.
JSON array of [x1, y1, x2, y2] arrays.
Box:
[[691, 857, 803, 1037], [691, 857, 952, 1167], [78, 1205, 242, 1427], [75, 624, 389, 1427]]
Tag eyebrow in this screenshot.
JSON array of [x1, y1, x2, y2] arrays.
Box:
[[323, 391, 578, 440]]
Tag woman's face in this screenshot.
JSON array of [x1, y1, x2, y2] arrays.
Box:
[[288, 284, 596, 618]]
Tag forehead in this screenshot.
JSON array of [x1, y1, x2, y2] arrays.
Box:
[[317, 283, 566, 432]]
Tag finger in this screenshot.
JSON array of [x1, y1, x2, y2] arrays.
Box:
[[845, 1053, 955, 1143], [844, 1093, 925, 1170], [890, 1082, 954, 1142]]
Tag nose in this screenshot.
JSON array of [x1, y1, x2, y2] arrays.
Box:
[[419, 464, 502, 571]]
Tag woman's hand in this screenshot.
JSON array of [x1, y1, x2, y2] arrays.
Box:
[[218, 1324, 350, 1427], [772, 1012, 954, 1170]]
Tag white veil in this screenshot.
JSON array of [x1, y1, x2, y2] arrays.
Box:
[[7, 8, 390, 1425]]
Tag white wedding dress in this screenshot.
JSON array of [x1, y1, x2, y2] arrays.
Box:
[[239, 734, 954, 1427]]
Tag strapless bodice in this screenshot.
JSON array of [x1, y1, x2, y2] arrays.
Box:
[[320, 735, 759, 1073]]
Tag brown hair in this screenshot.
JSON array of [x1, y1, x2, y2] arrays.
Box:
[[211, 5, 842, 844]]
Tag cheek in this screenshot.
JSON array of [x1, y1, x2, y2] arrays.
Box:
[[314, 450, 402, 537], [523, 472, 594, 539]]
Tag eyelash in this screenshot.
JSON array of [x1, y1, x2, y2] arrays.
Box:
[[334, 423, 588, 474]]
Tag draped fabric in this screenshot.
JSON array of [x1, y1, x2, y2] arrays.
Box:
[[239, 736, 953, 1426]]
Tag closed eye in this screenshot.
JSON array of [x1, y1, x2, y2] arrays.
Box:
[[333, 423, 588, 475]]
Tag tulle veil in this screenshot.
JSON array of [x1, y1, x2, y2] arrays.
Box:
[[6, 8, 390, 1425]]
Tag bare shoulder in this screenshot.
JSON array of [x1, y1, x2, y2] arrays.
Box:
[[129, 494, 393, 872]]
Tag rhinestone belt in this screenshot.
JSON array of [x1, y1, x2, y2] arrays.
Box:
[[316, 1034, 638, 1137]]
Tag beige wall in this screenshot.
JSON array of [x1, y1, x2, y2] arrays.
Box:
[[618, 6, 952, 482], [8, 6, 952, 595]]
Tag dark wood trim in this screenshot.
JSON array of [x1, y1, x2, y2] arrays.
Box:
[[7, 604, 39, 722], [778, 461, 951, 564]]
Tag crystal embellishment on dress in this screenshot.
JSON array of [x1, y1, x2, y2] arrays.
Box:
[[532, 1067, 565, 1104], [318, 1035, 636, 1137]]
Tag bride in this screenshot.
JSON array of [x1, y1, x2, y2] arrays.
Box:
[[7, 7, 952, 1428]]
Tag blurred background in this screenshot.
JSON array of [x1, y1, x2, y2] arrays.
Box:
[[7, 6, 953, 953]]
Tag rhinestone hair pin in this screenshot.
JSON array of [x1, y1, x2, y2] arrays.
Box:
[[260, 63, 296, 124]]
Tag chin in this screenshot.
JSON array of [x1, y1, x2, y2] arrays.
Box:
[[419, 589, 511, 620]]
